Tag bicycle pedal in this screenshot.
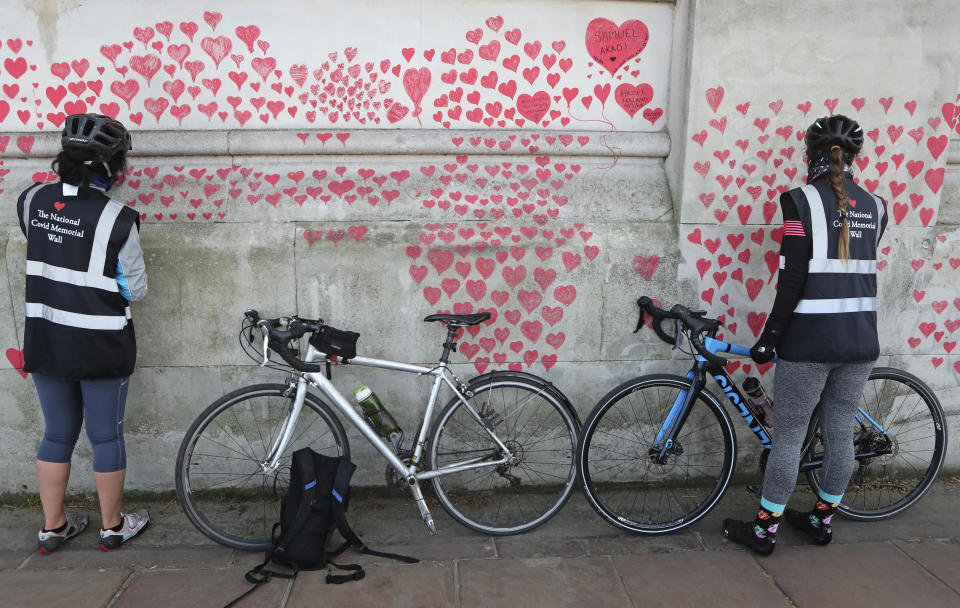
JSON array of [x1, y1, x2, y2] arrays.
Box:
[[745, 484, 761, 498]]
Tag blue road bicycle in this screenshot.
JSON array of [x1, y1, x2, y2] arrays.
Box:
[[576, 297, 947, 534]]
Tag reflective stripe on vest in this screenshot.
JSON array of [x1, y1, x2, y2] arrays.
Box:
[[803, 185, 829, 260], [870, 193, 885, 246], [26, 260, 119, 292], [25, 302, 132, 330], [794, 297, 876, 314], [779, 257, 877, 274]]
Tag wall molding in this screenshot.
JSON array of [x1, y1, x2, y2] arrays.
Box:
[[0, 129, 671, 160]]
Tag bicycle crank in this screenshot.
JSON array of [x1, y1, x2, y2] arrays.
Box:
[[385, 451, 415, 497]]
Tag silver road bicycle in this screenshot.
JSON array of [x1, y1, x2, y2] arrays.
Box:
[[176, 310, 580, 550]]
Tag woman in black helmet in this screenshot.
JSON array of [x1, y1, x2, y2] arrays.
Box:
[[722, 114, 888, 554], [17, 113, 150, 553]]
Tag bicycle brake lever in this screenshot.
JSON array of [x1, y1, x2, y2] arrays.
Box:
[[261, 332, 271, 367], [672, 320, 684, 350], [633, 308, 646, 333]]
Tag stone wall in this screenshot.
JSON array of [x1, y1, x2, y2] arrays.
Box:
[[0, 0, 957, 491]]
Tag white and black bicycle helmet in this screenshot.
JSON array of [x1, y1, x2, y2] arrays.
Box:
[[804, 114, 863, 155], [61, 113, 132, 162]]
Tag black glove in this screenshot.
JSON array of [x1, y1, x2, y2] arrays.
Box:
[[750, 329, 781, 364]]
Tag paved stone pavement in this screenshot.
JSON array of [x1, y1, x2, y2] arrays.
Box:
[[1, 481, 958, 608]]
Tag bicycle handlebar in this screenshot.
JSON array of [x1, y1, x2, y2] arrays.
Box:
[[244, 309, 327, 373], [635, 297, 729, 368]]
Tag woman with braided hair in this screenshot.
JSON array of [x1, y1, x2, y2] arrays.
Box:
[[722, 114, 888, 555]]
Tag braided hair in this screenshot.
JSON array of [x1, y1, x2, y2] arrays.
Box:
[[827, 146, 850, 262]]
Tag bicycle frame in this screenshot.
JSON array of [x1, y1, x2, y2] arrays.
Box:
[[262, 343, 515, 487], [652, 335, 889, 466]]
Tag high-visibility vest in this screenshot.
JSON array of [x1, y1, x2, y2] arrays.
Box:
[[777, 178, 888, 362], [18, 182, 140, 379]]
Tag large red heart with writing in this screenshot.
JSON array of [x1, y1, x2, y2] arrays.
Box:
[[584, 18, 649, 76]]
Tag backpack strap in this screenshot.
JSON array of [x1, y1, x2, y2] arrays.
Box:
[[226, 561, 296, 608], [325, 560, 365, 584], [331, 457, 419, 564]]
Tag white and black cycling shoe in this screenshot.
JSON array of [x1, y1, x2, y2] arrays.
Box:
[[38, 511, 89, 554], [99, 509, 150, 551]]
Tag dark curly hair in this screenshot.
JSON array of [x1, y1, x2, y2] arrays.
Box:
[[51, 148, 127, 187]]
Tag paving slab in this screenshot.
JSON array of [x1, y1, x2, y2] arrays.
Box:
[[286, 561, 454, 608], [360, 538, 496, 562], [458, 556, 632, 608], [759, 541, 960, 607], [0, 568, 130, 608], [894, 539, 960, 595], [494, 532, 702, 559], [613, 550, 790, 607], [113, 567, 287, 608], [20, 545, 235, 571], [0, 552, 26, 570]]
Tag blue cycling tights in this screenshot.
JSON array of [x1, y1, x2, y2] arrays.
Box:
[[33, 373, 129, 473]]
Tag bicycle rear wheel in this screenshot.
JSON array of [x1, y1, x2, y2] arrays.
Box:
[[804, 367, 947, 520], [577, 375, 737, 534], [427, 376, 579, 535], [175, 383, 349, 550]]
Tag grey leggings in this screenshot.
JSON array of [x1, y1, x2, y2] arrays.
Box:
[[760, 360, 874, 512]]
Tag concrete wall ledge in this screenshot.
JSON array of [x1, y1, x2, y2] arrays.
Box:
[[0, 130, 671, 160]]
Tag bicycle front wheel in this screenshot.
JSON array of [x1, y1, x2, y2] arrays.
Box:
[[804, 367, 947, 520], [175, 383, 349, 550], [577, 375, 737, 534], [427, 376, 579, 535]]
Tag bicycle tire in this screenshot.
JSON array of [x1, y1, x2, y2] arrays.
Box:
[[803, 367, 947, 520], [175, 383, 349, 550], [427, 375, 579, 535], [577, 374, 737, 534]]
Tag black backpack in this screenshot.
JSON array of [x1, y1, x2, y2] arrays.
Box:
[[225, 448, 418, 607]]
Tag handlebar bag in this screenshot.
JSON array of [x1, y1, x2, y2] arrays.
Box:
[[309, 325, 360, 360]]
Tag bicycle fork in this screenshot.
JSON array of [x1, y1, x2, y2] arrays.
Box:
[[651, 367, 708, 464]]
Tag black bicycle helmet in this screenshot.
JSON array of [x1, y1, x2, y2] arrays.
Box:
[[61, 113, 132, 161], [804, 114, 863, 155]]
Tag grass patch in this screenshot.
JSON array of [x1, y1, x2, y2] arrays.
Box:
[[0, 489, 179, 510]]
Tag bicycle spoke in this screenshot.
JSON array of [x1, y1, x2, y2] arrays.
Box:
[[579, 376, 735, 533], [177, 386, 348, 550], [430, 379, 578, 535], [806, 369, 945, 521]]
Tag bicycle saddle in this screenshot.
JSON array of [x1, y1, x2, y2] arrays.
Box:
[[423, 312, 491, 326]]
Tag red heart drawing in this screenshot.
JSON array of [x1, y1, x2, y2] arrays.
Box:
[[614, 83, 653, 118], [5, 348, 27, 378], [632, 254, 659, 280], [129, 54, 162, 86], [585, 18, 649, 76], [403, 67, 431, 121], [200, 36, 231, 68], [516, 91, 550, 123]]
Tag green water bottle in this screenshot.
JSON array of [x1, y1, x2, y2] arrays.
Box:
[[353, 385, 400, 437]]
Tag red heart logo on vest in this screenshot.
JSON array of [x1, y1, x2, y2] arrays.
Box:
[[54, 201, 65, 211]]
